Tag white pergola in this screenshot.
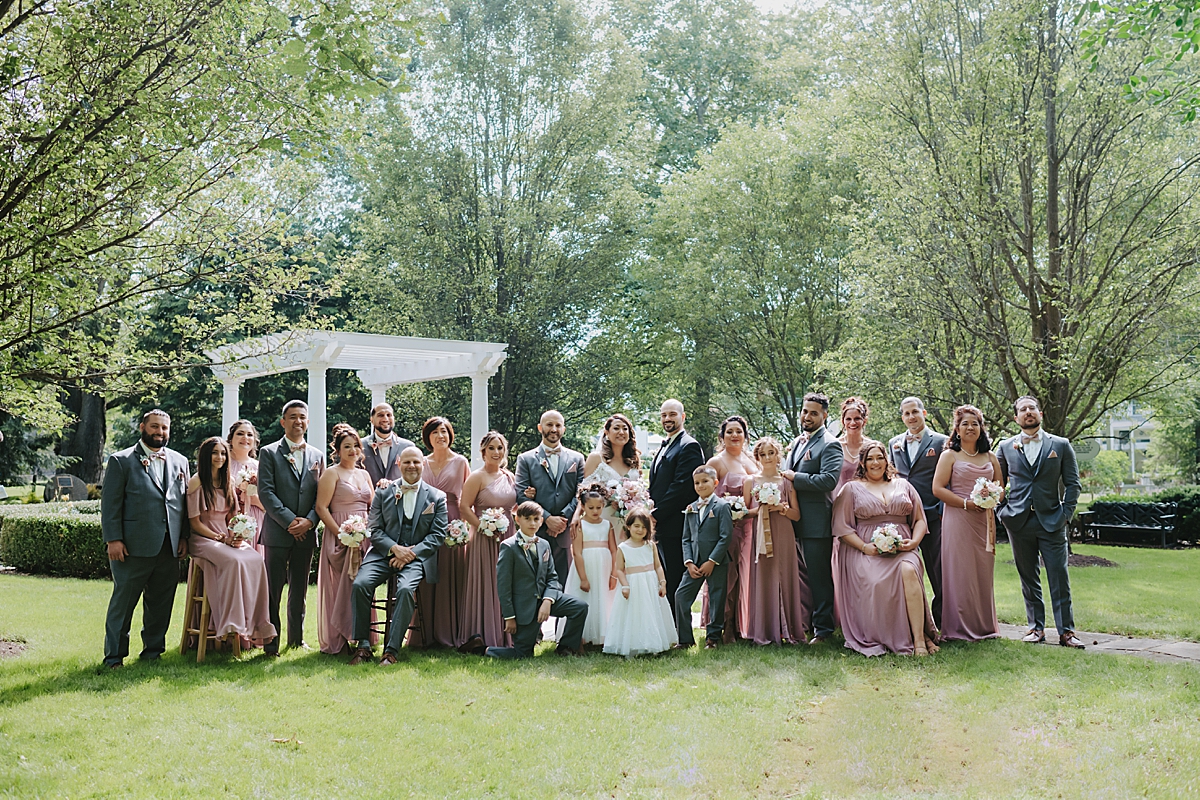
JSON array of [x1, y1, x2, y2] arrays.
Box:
[[206, 331, 507, 466]]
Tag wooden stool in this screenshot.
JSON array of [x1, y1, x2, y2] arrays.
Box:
[[179, 559, 241, 662], [368, 574, 429, 648]]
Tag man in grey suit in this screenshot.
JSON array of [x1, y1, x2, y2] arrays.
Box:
[[997, 395, 1085, 649], [257, 400, 325, 655], [361, 403, 415, 487], [349, 447, 447, 665], [887, 396, 949, 628], [781, 392, 844, 644], [485, 501, 588, 659], [100, 409, 190, 668], [515, 409, 584, 584]]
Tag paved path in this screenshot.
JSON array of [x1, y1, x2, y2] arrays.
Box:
[[996, 623, 1200, 666]]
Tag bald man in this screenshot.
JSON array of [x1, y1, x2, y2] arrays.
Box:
[[648, 399, 705, 612], [515, 410, 585, 584]]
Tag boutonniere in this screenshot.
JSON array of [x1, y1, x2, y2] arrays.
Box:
[[684, 504, 697, 515], [540, 458, 551, 472], [139, 456, 151, 470], [1013, 439, 1024, 451], [285, 450, 300, 468], [892, 443, 903, 451]]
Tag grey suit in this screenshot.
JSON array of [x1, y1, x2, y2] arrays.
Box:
[[674, 496, 734, 645], [257, 437, 325, 650], [100, 444, 190, 665], [361, 433, 415, 486], [997, 431, 1081, 633], [514, 444, 584, 583], [351, 481, 447, 654], [486, 535, 588, 658], [785, 427, 843, 638], [888, 428, 948, 627]]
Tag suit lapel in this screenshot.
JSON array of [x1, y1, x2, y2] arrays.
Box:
[[895, 437, 912, 472], [1033, 436, 1052, 477], [918, 431, 931, 462]]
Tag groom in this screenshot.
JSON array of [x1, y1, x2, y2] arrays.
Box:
[[997, 395, 1085, 649], [515, 409, 584, 585], [649, 399, 705, 612]]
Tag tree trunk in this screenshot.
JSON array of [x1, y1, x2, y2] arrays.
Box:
[[57, 385, 107, 483]]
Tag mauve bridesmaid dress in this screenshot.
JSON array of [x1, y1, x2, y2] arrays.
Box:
[[317, 470, 376, 654], [461, 470, 516, 648], [939, 460, 1000, 642]]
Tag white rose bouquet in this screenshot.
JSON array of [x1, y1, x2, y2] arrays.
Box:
[[871, 523, 903, 556], [726, 494, 749, 521], [228, 513, 257, 545], [970, 477, 1004, 509], [753, 481, 783, 507], [444, 519, 471, 547], [477, 508, 510, 538], [337, 515, 368, 547]]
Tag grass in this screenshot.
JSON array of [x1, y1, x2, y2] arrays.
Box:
[[992, 543, 1200, 641], [2, 572, 1200, 798]]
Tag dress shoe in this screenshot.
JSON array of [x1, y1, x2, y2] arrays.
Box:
[[669, 643, 689, 651], [704, 639, 720, 650], [379, 652, 399, 666], [1059, 632, 1085, 649], [348, 647, 374, 665], [458, 634, 486, 656], [1021, 629, 1046, 644], [101, 661, 123, 671], [289, 641, 310, 651], [808, 635, 828, 646], [555, 645, 584, 657]]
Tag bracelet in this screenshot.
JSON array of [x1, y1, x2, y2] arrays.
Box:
[[963, 499, 968, 509]]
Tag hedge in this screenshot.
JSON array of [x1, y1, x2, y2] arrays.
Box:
[[0, 513, 109, 579], [1092, 486, 1200, 541]]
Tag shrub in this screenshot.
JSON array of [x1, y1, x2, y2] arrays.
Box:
[[0, 514, 109, 579]]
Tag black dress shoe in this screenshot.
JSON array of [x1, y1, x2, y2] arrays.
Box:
[[458, 634, 486, 656]]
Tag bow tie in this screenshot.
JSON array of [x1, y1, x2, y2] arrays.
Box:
[[543, 447, 561, 456], [798, 432, 810, 444], [397, 483, 419, 494], [289, 442, 306, 453], [906, 431, 923, 443], [697, 496, 711, 506], [374, 436, 394, 446], [517, 533, 538, 552], [1020, 433, 1042, 444], [145, 450, 165, 461]]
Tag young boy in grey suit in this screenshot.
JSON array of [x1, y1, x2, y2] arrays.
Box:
[[485, 501, 589, 659], [674, 466, 734, 649]]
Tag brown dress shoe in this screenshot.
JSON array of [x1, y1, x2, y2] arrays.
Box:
[[1021, 629, 1046, 644], [1059, 632, 1085, 649], [348, 647, 374, 665], [457, 634, 486, 656], [379, 652, 399, 666], [704, 639, 720, 650], [808, 635, 828, 646]]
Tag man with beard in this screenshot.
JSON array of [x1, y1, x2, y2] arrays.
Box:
[[362, 403, 416, 487], [100, 409, 191, 668], [515, 409, 585, 586]]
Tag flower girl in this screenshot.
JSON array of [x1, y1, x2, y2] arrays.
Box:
[[603, 507, 678, 657], [560, 487, 617, 647]]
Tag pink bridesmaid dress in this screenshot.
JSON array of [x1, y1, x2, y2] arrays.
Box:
[[746, 476, 811, 644], [702, 471, 755, 641], [413, 453, 471, 648], [461, 470, 516, 648], [317, 470, 377, 654], [186, 486, 276, 641], [831, 480, 935, 656], [939, 460, 1000, 641], [229, 457, 266, 555]]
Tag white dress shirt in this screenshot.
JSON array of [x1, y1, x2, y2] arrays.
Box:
[[397, 480, 420, 518], [906, 426, 928, 464], [139, 441, 166, 486], [1021, 429, 1043, 466]]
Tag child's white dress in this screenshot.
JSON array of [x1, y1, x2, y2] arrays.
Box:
[[560, 518, 615, 645], [603, 540, 678, 656]]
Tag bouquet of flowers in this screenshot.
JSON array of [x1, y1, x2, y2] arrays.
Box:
[[871, 523, 903, 556], [444, 519, 471, 547], [228, 513, 257, 544], [726, 494, 749, 521], [337, 515, 368, 548], [613, 479, 653, 520], [753, 481, 783, 508], [235, 465, 258, 496], [970, 477, 1004, 509], [477, 508, 510, 538]]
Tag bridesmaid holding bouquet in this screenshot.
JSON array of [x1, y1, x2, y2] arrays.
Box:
[[703, 415, 759, 642], [419, 416, 472, 648], [458, 431, 517, 653], [227, 420, 266, 554]]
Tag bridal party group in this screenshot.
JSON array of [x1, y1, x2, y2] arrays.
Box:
[[98, 390, 1086, 669]]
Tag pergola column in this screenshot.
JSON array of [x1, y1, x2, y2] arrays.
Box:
[[220, 379, 243, 438], [470, 372, 491, 469], [369, 385, 388, 411], [307, 365, 327, 454]]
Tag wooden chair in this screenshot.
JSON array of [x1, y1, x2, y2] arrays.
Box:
[[179, 559, 241, 662], [369, 574, 429, 648]]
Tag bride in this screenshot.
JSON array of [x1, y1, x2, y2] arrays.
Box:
[[577, 413, 645, 541]]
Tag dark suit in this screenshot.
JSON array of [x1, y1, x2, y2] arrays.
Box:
[[887, 428, 948, 627], [514, 444, 585, 583], [675, 496, 734, 645], [785, 427, 843, 639], [352, 480, 447, 654], [258, 437, 325, 651], [486, 535, 588, 658], [100, 444, 190, 665], [361, 433, 415, 486], [648, 431, 705, 611], [997, 431, 1081, 633]]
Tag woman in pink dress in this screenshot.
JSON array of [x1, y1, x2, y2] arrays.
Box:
[[227, 420, 266, 555], [932, 405, 1002, 642], [186, 436, 276, 645], [744, 436, 810, 644], [418, 416, 472, 648], [836, 398, 869, 492], [703, 415, 759, 642], [831, 441, 940, 656], [315, 424, 377, 655], [458, 430, 517, 650]]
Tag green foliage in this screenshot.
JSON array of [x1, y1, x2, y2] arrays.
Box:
[[1082, 449, 1132, 495], [0, 513, 107, 579], [1091, 485, 1200, 538]]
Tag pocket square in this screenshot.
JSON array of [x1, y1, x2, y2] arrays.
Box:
[[567, 463, 577, 474], [421, 503, 435, 515], [925, 448, 937, 457], [1047, 450, 1059, 459], [541, 549, 550, 562], [803, 451, 813, 462]]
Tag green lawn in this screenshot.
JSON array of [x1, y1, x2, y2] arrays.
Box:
[[2, 570, 1200, 798]]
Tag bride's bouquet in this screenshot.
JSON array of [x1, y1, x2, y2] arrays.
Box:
[[970, 477, 1004, 509], [477, 508, 510, 538], [871, 523, 903, 556], [444, 519, 471, 547], [228, 513, 257, 544], [752, 481, 783, 508], [337, 515, 368, 547], [725, 495, 749, 521], [235, 465, 258, 496], [613, 478, 653, 520]]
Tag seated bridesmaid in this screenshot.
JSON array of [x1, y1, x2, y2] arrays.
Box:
[[315, 424, 378, 655], [186, 436, 276, 646], [931, 404, 1002, 642], [831, 441, 939, 656]]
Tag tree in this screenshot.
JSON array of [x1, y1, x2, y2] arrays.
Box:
[[838, 0, 1200, 439]]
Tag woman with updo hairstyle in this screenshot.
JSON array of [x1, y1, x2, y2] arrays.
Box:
[[836, 397, 870, 492], [931, 405, 1002, 642], [579, 413, 645, 542], [227, 419, 266, 553], [419, 416, 473, 648], [315, 423, 378, 654], [830, 440, 940, 656], [701, 415, 760, 642], [458, 430, 517, 650]]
